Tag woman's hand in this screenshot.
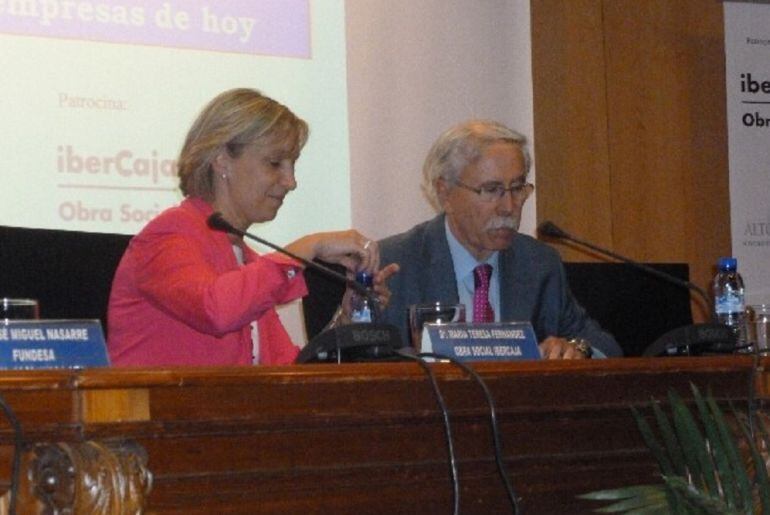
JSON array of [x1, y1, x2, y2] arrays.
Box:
[[286, 230, 379, 272], [340, 262, 400, 314], [333, 262, 400, 326]]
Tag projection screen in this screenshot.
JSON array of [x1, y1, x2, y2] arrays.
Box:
[[0, 0, 350, 246]]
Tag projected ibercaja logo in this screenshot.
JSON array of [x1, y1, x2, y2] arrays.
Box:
[[56, 145, 178, 226]]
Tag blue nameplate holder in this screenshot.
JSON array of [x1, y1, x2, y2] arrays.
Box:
[[0, 320, 110, 369], [421, 321, 541, 361]]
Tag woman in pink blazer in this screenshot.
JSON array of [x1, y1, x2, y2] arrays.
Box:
[[107, 88, 396, 367]]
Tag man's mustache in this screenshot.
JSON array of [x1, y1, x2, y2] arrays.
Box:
[[486, 216, 519, 231]]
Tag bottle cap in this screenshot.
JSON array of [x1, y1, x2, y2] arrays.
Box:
[[718, 257, 737, 272], [355, 270, 373, 287]]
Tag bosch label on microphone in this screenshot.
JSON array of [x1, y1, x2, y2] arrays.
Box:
[[351, 328, 390, 343]]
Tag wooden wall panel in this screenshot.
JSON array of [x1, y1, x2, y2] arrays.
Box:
[[532, 0, 731, 321], [532, 0, 614, 257], [603, 0, 730, 320]]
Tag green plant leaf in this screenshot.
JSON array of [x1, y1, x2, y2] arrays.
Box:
[[581, 384, 770, 514], [664, 474, 734, 514], [668, 389, 717, 495], [706, 394, 754, 510], [691, 384, 739, 508], [578, 484, 669, 513], [752, 412, 770, 515], [755, 411, 770, 451], [579, 485, 667, 501], [632, 406, 676, 476], [730, 402, 770, 513], [629, 407, 683, 512], [651, 399, 688, 477]]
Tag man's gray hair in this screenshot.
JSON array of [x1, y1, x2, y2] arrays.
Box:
[[421, 120, 532, 211]]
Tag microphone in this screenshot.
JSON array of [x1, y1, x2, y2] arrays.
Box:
[[207, 212, 404, 362], [537, 221, 570, 240], [537, 221, 737, 356], [208, 212, 370, 299], [538, 220, 712, 317]]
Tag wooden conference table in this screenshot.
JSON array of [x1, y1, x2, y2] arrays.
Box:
[[0, 356, 763, 513]]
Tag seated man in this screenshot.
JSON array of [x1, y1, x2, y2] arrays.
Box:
[[379, 120, 622, 359]]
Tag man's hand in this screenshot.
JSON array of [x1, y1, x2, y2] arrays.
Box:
[[337, 262, 400, 322], [538, 336, 590, 360], [372, 263, 400, 310]]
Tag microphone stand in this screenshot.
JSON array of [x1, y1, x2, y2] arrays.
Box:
[[538, 221, 714, 321], [207, 212, 381, 320]]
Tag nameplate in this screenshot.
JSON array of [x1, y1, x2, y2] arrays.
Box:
[[0, 320, 110, 369], [422, 322, 540, 361]]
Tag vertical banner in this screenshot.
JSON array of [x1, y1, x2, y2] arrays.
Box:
[[724, 1, 770, 304]]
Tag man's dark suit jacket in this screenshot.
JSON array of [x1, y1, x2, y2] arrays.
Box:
[[378, 214, 622, 358]]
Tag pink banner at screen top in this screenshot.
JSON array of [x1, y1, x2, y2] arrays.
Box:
[[0, 0, 310, 57]]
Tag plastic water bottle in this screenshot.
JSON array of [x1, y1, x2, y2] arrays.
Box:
[[713, 257, 747, 348], [350, 271, 374, 323]]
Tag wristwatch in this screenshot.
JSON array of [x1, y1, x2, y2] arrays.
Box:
[[567, 338, 593, 358]]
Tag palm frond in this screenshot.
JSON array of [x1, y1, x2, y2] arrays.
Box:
[[752, 412, 770, 515], [705, 394, 754, 508], [730, 401, 770, 513], [577, 484, 669, 513], [691, 384, 740, 508], [663, 475, 733, 514], [581, 384, 770, 514], [651, 399, 689, 477], [668, 389, 717, 494], [632, 406, 676, 475]]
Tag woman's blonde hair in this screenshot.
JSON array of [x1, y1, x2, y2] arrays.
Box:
[[178, 88, 309, 200]]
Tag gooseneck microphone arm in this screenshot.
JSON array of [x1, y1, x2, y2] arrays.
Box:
[[538, 221, 714, 320], [207, 212, 379, 318]]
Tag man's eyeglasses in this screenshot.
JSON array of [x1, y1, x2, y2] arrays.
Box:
[[453, 179, 534, 203]]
